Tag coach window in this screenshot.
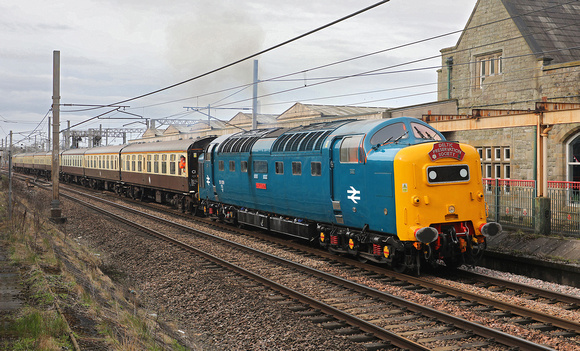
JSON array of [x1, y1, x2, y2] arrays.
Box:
[[170, 154, 176, 174], [275, 161, 284, 174], [292, 161, 302, 175], [162, 155, 167, 174], [154, 155, 159, 173], [147, 155, 152, 172], [229, 160, 235, 172], [340, 135, 363, 163], [311, 162, 321, 176], [241, 160, 248, 173], [138, 155, 143, 172]]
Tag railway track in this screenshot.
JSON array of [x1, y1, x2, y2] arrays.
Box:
[[32, 181, 576, 350]]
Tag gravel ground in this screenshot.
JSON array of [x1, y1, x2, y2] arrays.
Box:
[[57, 192, 370, 350], [53, 186, 580, 350]]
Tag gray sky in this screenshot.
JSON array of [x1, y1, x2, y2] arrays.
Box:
[[1, 0, 476, 146]]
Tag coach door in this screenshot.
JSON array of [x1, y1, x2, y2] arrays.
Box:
[[330, 135, 365, 226]]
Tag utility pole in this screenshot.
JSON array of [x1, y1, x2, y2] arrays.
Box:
[[8, 131, 12, 222], [48, 117, 51, 151], [252, 60, 259, 130], [51, 50, 65, 223]]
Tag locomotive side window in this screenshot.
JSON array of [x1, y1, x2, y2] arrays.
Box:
[[427, 165, 470, 184], [241, 161, 248, 173], [311, 162, 321, 176], [219, 160, 225, 172], [369, 122, 408, 146], [339, 135, 364, 163], [253, 160, 268, 173], [292, 161, 302, 175], [411, 122, 442, 141], [229, 160, 235, 172], [275, 161, 284, 174]]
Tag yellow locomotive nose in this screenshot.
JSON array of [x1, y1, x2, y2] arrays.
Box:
[[394, 142, 488, 242]]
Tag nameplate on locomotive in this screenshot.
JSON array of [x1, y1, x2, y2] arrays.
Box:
[[428, 142, 465, 161]]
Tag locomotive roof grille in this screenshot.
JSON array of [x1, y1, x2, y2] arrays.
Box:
[[271, 129, 332, 153], [218, 136, 261, 153]]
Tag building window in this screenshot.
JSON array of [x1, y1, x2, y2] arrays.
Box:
[[477, 148, 483, 160], [292, 161, 302, 175], [495, 148, 501, 161], [485, 148, 492, 160], [567, 133, 580, 183], [504, 164, 511, 179], [504, 147, 511, 161], [475, 51, 503, 89], [495, 164, 501, 179]]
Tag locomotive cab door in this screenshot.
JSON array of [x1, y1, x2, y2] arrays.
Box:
[[330, 135, 366, 227]]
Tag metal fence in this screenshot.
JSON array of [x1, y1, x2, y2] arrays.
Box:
[[548, 181, 580, 236], [483, 179, 537, 230], [483, 178, 580, 236]]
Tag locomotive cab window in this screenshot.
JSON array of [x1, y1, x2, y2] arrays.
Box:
[[411, 123, 442, 141], [340, 135, 364, 163], [369, 122, 408, 146]]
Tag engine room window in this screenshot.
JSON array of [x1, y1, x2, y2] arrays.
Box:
[[292, 161, 302, 175], [253, 160, 268, 173], [275, 161, 284, 174], [340, 135, 363, 163], [241, 161, 248, 173], [219, 160, 225, 172], [311, 162, 321, 176], [411, 123, 442, 140], [229, 160, 235, 172], [369, 122, 408, 146]]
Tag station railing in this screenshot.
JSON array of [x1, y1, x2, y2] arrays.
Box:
[[482, 178, 580, 236]]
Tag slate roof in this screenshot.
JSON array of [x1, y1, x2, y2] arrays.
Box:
[[502, 0, 580, 64]]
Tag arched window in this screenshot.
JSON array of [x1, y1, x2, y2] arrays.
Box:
[[568, 132, 580, 183]]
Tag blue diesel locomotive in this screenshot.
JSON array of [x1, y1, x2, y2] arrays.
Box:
[[199, 117, 501, 273]]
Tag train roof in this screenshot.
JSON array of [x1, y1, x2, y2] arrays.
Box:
[[62, 148, 90, 156], [85, 144, 126, 155], [213, 117, 442, 155], [121, 137, 211, 154]]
